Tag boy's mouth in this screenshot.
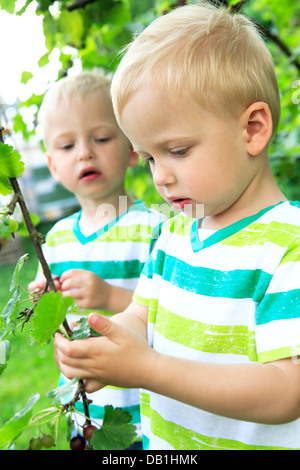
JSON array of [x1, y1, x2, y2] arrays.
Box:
[[169, 198, 192, 209], [79, 167, 101, 182]]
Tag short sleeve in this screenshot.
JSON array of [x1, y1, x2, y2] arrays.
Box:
[[255, 238, 300, 363]]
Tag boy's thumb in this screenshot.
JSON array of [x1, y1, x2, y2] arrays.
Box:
[[88, 313, 117, 339]]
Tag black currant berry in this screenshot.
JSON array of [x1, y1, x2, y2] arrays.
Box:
[[70, 434, 86, 450], [83, 424, 97, 442]]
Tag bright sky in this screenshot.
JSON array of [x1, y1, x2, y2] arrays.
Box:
[[0, 1, 60, 105]]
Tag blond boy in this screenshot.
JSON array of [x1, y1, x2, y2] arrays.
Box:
[[54, 4, 300, 450]]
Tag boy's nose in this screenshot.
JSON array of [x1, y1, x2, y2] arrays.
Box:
[[78, 141, 94, 160], [152, 161, 175, 188]]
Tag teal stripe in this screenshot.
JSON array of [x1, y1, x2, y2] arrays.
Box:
[[75, 402, 141, 424], [256, 289, 300, 324], [151, 252, 272, 300], [49, 259, 144, 279]]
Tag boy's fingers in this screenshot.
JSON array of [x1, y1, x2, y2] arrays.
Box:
[[88, 313, 123, 342]]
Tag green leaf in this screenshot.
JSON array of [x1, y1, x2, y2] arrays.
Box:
[[29, 292, 76, 345], [0, 393, 40, 450], [38, 52, 50, 67], [20, 71, 33, 84], [1, 286, 21, 335], [10, 253, 29, 292], [0, 0, 17, 14], [71, 316, 101, 340], [0, 173, 13, 196], [46, 377, 79, 405], [90, 405, 137, 450], [0, 218, 11, 239], [0, 340, 11, 376], [0, 142, 25, 179]]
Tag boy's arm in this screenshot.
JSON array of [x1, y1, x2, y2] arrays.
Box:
[[54, 305, 300, 424]]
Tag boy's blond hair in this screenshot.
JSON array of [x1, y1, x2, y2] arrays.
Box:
[[111, 1, 280, 138], [38, 71, 111, 145]]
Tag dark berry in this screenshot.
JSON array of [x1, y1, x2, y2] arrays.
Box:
[[70, 434, 86, 450], [83, 424, 97, 442], [41, 434, 55, 448]]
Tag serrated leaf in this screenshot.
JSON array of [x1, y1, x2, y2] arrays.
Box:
[[29, 292, 75, 345], [90, 405, 137, 450], [71, 316, 101, 340], [0, 340, 11, 376], [46, 377, 79, 405], [0, 173, 13, 195], [0, 393, 40, 450], [0, 142, 24, 178]]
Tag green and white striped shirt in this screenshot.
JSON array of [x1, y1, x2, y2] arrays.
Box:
[[133, 201, 300, 450], [36, 200, 166, 441]]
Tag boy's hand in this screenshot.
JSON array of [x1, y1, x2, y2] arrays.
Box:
[[54, 312, 153, 393], [28, 276, 62, 298], [59, 269, 111, 309]]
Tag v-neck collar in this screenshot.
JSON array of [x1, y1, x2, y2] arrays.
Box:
[[73, 200, 143, 245], [191, 201, 285, 252]]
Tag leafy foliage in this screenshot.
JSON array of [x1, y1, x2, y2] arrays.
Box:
[[91, 405, 137, 450], [70, 316, 101, 339], [29, 291, 76, 345], [0, 393, 40, 450], [0, 143, 24, 195]]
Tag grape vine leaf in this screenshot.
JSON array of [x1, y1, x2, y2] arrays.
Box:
[[90, 405, 137, 450], [0, 393, 40, 450], [29, 292, 75, 345]]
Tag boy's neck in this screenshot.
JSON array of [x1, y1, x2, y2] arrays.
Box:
[[201, 162, 287, 231], [78, 192, 135, 235]]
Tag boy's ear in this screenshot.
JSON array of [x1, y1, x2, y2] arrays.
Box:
[[127, 144, 139, 168], [242, 102, 273, 156], [47, 154, 61, 182]]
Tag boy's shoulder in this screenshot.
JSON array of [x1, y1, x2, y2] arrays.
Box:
[[260, 200, 300, 228], [45, 211, 80, 236]]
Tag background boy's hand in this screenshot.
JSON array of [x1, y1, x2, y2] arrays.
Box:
[[59, 269, 111, 310], [28, 275, 62, 298]]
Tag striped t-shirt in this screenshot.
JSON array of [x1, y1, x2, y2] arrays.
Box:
[[36, 200, 166, 441], [133, 201, 300, 450]]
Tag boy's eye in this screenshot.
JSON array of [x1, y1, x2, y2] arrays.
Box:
[[61, 144, 74, 150], [142, 155, 154, 166], [95, 137, 110, 143], [171, 148, 188, 157]]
